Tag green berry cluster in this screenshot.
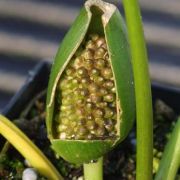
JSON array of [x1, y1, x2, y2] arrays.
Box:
[[55, 34, 117, 140]]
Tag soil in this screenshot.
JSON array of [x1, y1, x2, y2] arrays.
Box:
[[0, 90, 179, 180]]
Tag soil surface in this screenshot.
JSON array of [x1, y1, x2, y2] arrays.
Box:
[[0, 90, 179, 180]]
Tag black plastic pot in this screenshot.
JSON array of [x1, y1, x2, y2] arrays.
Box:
[[2, 62, 50, 119], [2, 61, 180, 118]]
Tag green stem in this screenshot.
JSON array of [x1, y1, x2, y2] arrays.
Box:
[[83, 157, 103, 180], [122, 0, 153, 180], [0, 141, 10, 156], [155, 118, 180, 180]]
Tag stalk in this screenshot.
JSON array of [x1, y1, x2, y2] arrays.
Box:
[[0, 114, 63, 180], [83, 157, 103, 180], [122, 0, 153, 180], [0, 141, 10, 156], [155, 118, 180, 180]]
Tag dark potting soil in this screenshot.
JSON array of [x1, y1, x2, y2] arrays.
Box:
[[0, 90, 179, 180]]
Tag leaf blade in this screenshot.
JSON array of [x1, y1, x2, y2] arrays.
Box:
[[0, 114, 63, 180]]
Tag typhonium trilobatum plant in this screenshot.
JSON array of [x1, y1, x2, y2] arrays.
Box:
[[46, 0, 135, 164]]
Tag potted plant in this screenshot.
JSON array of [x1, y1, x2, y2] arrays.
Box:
[[0, 0, 179, 179]]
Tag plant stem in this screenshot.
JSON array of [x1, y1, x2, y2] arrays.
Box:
[[0, 114, 63, 180], [122, 0, 153, 180], [155, 118, 180, 180], [0, 141, 10, 156], [83, 157, 103, 180]]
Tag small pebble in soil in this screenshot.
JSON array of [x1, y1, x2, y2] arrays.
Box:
[[24, 159, 32, 167], [22, 168, 38, 180], [77, 176, 83, 180]]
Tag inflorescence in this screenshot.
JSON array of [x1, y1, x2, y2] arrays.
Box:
[[55, 34, 117, 140]]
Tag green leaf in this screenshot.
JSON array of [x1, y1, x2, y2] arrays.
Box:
[[155, 118, 180, 180], [0, 114, 63, 180]]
